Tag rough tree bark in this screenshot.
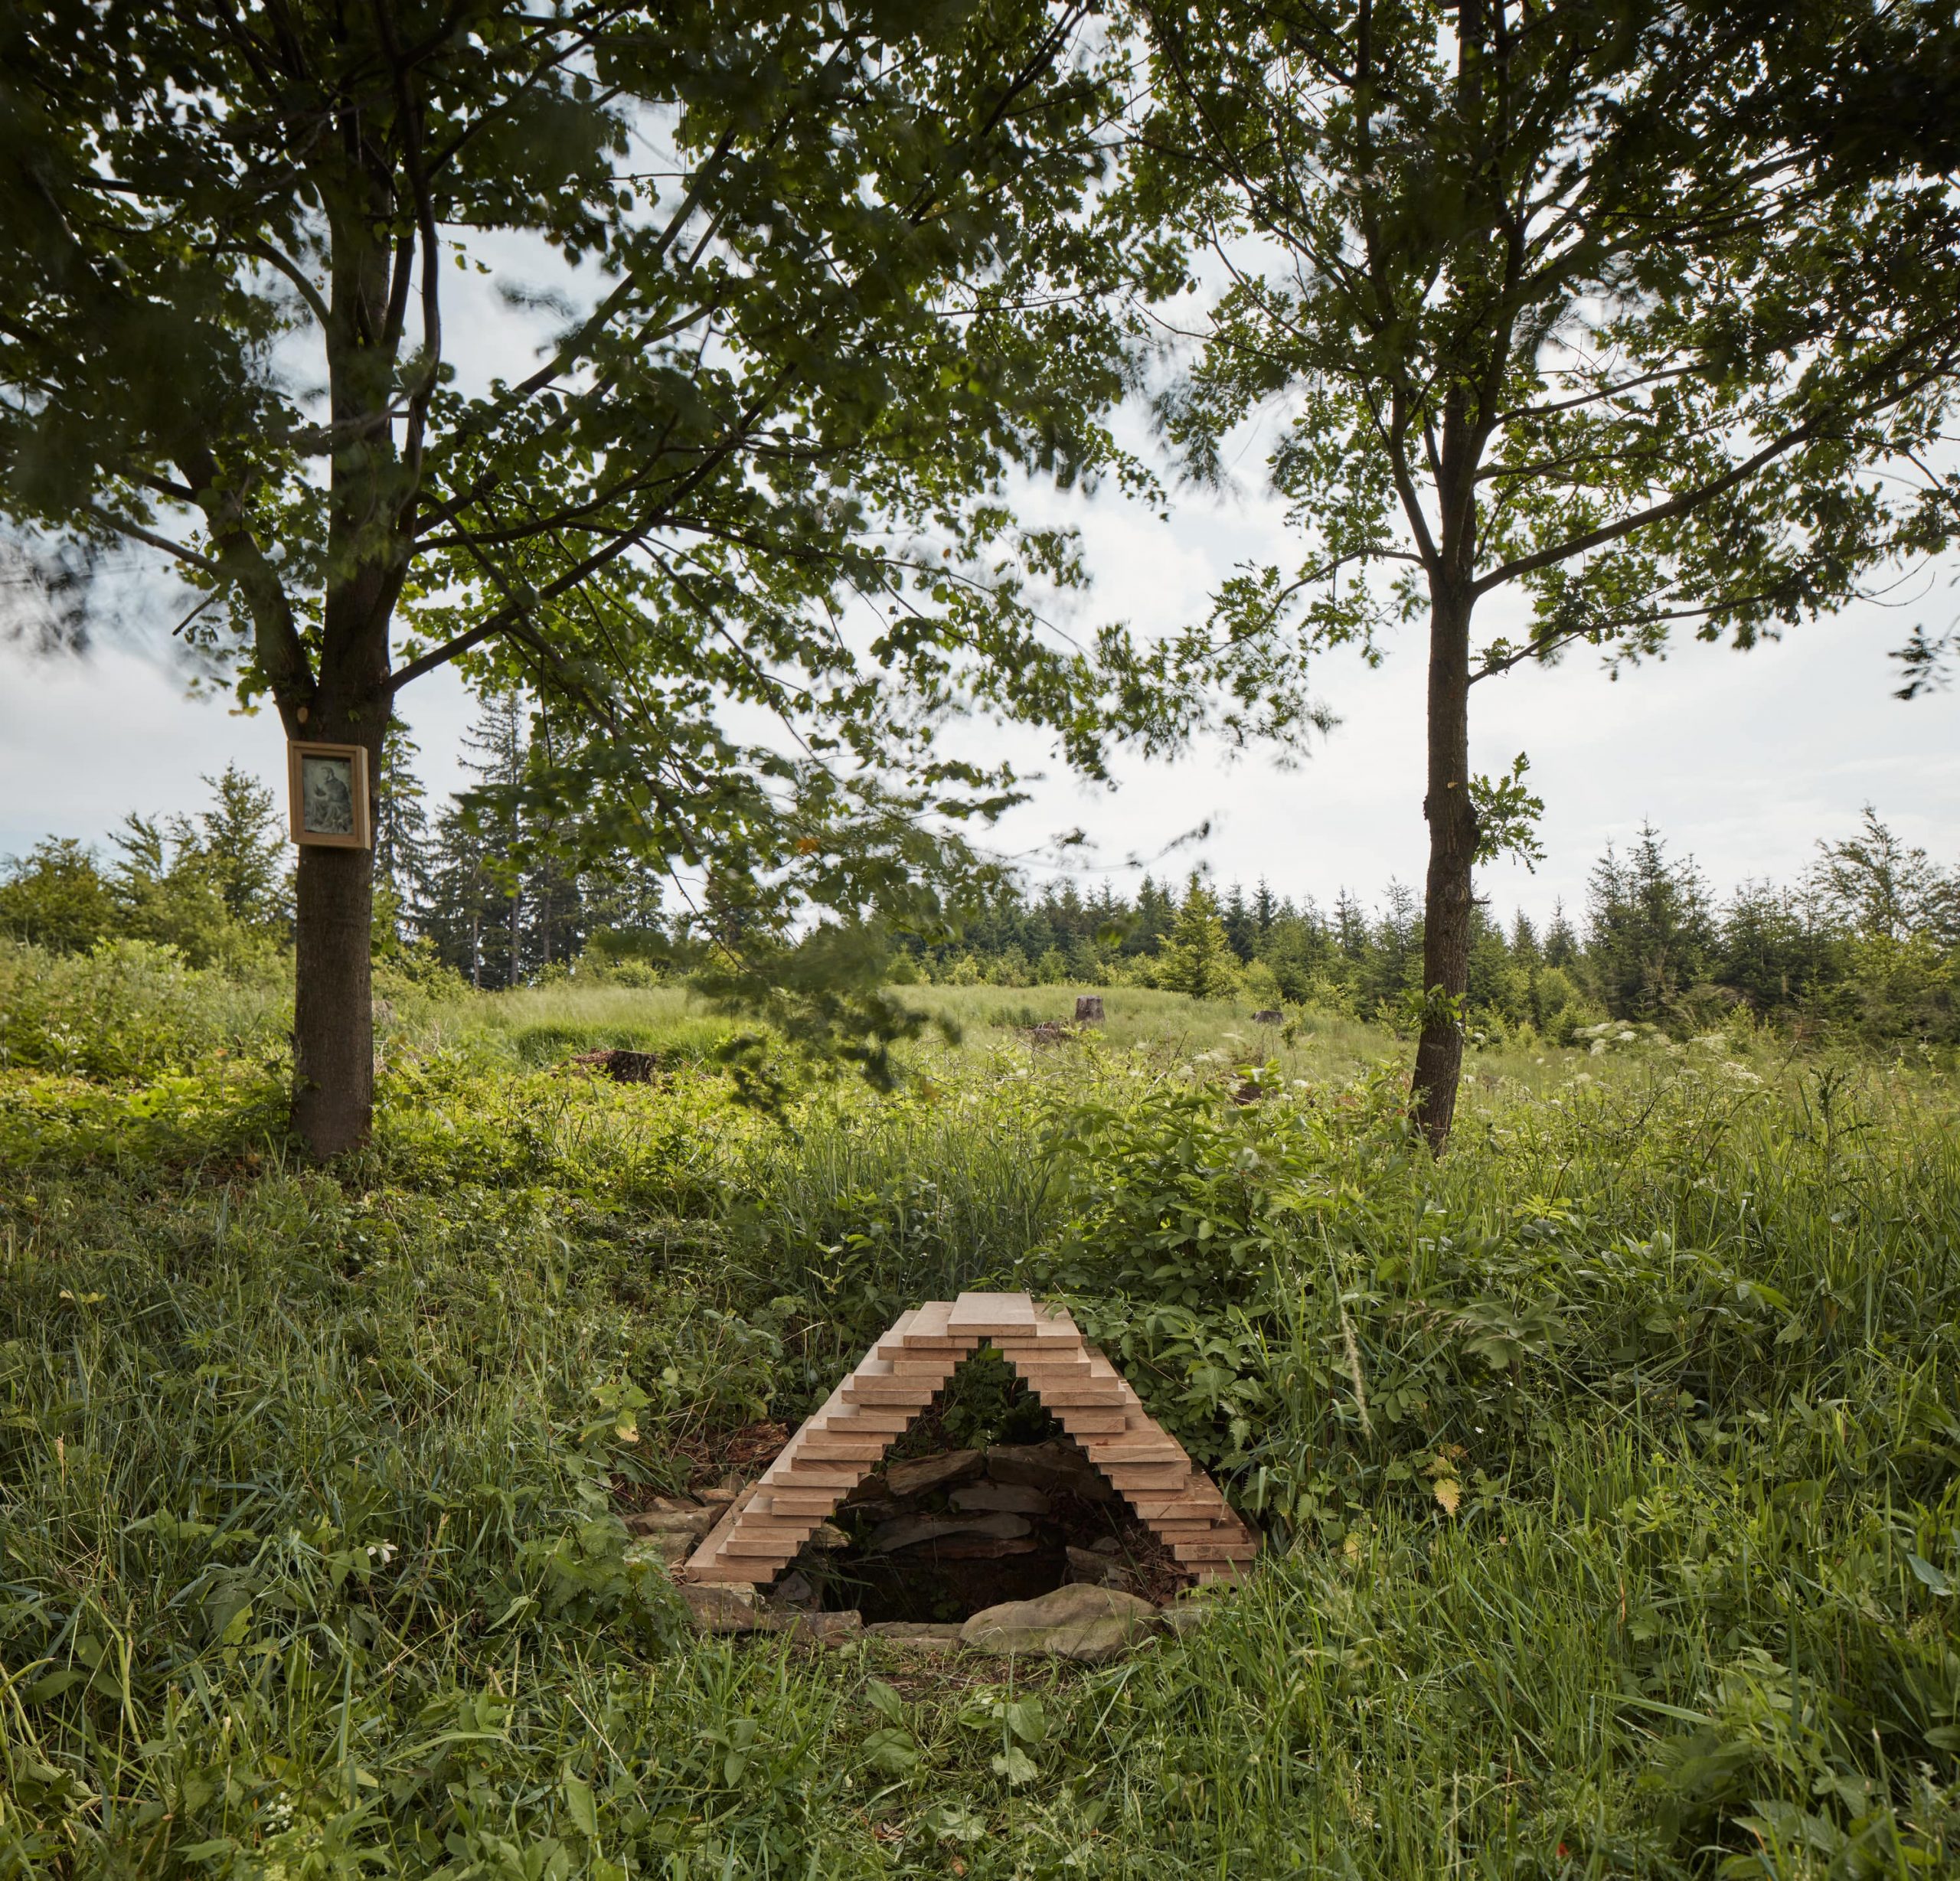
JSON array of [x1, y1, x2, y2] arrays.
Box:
[[274, 162, 413, 1158], [286, 643, 391, 1158], [1410, 580, 1478, 1154], [1409, 380, 1488, 1155]]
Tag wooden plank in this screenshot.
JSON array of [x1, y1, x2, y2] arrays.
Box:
[[946, 1291, 1038, 1337], [681, 1483, 762, 1582], [762, 1460, 864, 1486], [1168, 1538, 1259, 1562], [1047, 1409, 1129, 1435], [762, 1493, 846, 1517], [842, 1381, 941, 1406], [887, 1357, 963, 1379], [1129, 1494, 1227, 1520], [1081, 1437, 1188, 1463], [1005, 1357, 1104, 1380], [795, 1433, 891, 1460], [903, 1300, 956, 1341], [815, 1407, 915, 1432], [1102, 1465, 1194, 1489], [991, 1328, 1083, 1354]]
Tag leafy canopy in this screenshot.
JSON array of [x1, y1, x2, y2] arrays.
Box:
[[1119, 0, 1960, 742], [0, 0, 1169, 955]]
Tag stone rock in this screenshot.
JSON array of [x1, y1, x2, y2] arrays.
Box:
[[675, 1581, 860, 1645], [933, 1536, 1040, 1560], [1075, 995, 1106, 1025], [780, 1609, 862, 1648], [883, 1450, 984, 1499], [1089, 1536, 1122, 1555], [698, 1485, 740, 1507], [807, 1521, 851, 1551], [769, 1571, 817, 1608], [1158, 1602, 1214, 1638], [624, 1504, 714, 1540], [1252, 1009, 1284, 1026], [1064, 1544, 1139, 1592], [838, 1494, 904, 1523], [865, 1621, 965, 1652], [959, 1584, 1159, 1662], [949, 1481, 1051, 1516], [625, 1532, 694, 1567], [871, 1510, 1032, 1553], [676, 1581, 760, 1632], [985, 1441, 1116, 1502]]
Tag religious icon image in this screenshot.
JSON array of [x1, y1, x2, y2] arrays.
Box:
[[302, 753, 354, 834], [286, 740, 371, 848]]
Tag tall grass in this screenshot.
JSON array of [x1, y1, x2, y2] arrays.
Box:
[[1, 970, 1955, 1876]]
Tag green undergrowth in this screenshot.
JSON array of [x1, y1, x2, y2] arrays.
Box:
[[2, 967, 1958, 1876]]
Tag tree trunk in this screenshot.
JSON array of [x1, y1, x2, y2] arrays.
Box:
[[1411, 582, 1478, 1152], [292, 837, 376, 1158], [286, 593, 392, 1157]]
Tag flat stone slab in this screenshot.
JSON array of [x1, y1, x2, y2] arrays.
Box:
[[864, 1621, 965, 1651], [933, 1535, 1039, 1559], [984, 1441, 1116, 1502], [625, 1532, 694, 1566], [883, 1449, 984, 1498], [959, 1583, 1159, 1662], [949, 1482, 1051, 1516], [624, 1501, 717, 1540], [1064, 1543, 1141, 1593], [676, 1582, 761, 1632], [870, 1510, 1032, 1553], [674, 1581, 861, 1644]]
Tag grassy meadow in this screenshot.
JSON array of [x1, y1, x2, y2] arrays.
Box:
[[3, 942, 1960, 1876]]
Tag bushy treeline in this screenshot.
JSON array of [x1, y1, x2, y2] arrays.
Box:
[[900, 812, 1960, 1047], [0, 704, 668, 988], [6, 731, 1954, 1050], [0, 765, 292, 973]]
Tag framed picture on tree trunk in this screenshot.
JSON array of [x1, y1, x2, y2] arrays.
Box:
[[287, 741, 371, 849]]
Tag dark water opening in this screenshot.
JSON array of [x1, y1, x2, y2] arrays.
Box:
[[776, 1348, 1183, 1624], [821, 1540, 1073, 1624]]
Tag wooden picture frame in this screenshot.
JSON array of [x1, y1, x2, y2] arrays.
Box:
[[287, 740, 372, 849]]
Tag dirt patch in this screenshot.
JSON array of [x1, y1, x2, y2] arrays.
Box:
[[659, 1419, 791, 1493]]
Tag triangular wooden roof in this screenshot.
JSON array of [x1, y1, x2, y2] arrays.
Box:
[[683, 1292, 1259, 1586]]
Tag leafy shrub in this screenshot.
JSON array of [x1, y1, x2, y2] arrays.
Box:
[[0, 938, 286, 1079]]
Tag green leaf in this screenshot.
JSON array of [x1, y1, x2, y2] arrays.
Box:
[[861, 1726, 921, 1775], [991, 1746, 1038, 1785], [562, 1772, 598, 1837], [1907, 1553, 1953, 1595], [1001, 1697, 1046, 1745]]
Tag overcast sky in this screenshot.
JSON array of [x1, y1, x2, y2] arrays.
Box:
[[5, 478, 1952, 932]]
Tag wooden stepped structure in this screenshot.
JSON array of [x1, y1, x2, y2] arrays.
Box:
[[683, 1292, 1259, 1585]]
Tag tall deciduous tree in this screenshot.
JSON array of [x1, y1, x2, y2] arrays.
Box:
[[0, 0, 1154, 1153], [1124, 0, 1960, 1146]]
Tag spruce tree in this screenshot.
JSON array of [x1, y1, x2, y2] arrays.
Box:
[[1158, 875, 1239, 1001]]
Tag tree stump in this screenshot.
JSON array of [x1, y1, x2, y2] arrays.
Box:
[[1074, 995, 1106, 1025]]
